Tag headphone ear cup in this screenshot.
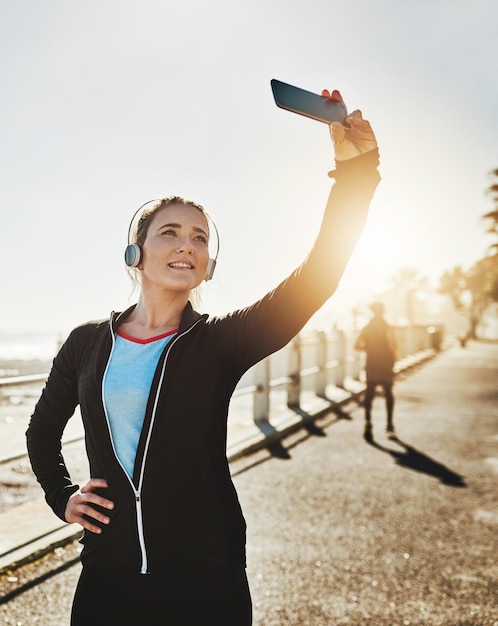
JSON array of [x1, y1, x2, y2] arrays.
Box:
[[124, 243, 142, 268], [205, 258, 216, 281]]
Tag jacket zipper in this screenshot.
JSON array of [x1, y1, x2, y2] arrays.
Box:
[[102, 312, 203, 574], [134, 491, 147, 574], [101, 319, 149, 570]]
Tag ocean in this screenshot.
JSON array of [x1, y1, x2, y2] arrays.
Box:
[[0, 331, 62, 376]]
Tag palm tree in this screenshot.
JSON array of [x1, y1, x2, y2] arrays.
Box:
[[387, 267, 431, 327], [483, 167, 498, 303], [484, 167, 498, 255], [438, 266, 467, 310]]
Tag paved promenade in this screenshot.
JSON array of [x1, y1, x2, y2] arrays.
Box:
[[1, 340, 497, 625]]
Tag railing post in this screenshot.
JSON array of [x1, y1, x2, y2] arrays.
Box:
[[287, 336, 301, 408], [335, 329, 346, 387], [253, 358, 270, 424], [349, 331, 362, 382], [315, 330, 327, 398]]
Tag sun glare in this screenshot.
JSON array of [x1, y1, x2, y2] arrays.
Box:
[[342, 222, 404, 299], [334, 199, 440, 316]]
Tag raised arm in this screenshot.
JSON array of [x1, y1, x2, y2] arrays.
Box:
[[216, 90, 382, 370], [289, 90, 381, 314]]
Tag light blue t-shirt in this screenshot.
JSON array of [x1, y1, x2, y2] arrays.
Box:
[[103, 329, 176, 479]]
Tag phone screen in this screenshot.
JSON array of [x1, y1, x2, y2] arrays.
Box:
[[271, 79, 347, 125]]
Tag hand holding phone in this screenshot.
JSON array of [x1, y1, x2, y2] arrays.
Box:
[[271, 79, 378, 161]]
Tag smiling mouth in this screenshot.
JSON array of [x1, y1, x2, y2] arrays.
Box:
[[169, 261, 194, 270]]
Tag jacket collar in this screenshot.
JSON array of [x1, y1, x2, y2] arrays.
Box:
[[110, 302, 206, 334]]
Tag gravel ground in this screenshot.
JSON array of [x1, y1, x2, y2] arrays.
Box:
[[0, 442, 89, 515], [1, 342, 498, 625]]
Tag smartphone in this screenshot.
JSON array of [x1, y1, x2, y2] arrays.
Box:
[[271, 79, 347, 125]]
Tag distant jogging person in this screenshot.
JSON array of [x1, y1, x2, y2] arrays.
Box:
[[26, 88, 381, 625], [355, 301, 397, 442]]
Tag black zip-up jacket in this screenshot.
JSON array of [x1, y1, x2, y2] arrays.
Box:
[[26, 150, 380, 575]]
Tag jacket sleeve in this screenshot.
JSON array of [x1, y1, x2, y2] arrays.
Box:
[[25, 329, 82, 521], [296, 148, 381, 311], [217, 149, 381, 371]]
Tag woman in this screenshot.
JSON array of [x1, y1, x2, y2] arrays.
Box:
[[26, 90, 380, 625]]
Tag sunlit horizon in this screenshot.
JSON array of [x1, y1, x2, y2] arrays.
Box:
[[1, 1, 497, 339]]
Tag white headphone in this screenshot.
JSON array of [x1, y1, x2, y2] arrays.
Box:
[[124, 199, 219, 281]]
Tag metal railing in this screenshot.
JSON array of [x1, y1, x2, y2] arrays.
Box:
[[0, 325, 438, 427], [0, 373, 48, 388], [230, 324, 436, 425]]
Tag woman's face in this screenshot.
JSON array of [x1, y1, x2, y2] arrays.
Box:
[[139, 203, 210, 294]]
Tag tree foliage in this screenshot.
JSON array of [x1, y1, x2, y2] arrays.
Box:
[[483, 167, 498, 298], [439, 266, 467, 309], [484, 167, 498, 255], [438, 166, 498, 337]]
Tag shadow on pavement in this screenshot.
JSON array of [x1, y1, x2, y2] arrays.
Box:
[[267, 442, 291, 459], [0, 556, 80, 606], [366, 436, 467, 487]]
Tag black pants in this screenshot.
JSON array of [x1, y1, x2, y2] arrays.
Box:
[[364, 380, 394, 424], [71, 563, 252, 625]]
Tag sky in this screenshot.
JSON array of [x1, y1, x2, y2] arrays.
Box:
[[1, 0, 497, 336]]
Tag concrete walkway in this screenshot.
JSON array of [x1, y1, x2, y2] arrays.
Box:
[[240, 339, 498, 625], [1, 341, 497, 625]]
